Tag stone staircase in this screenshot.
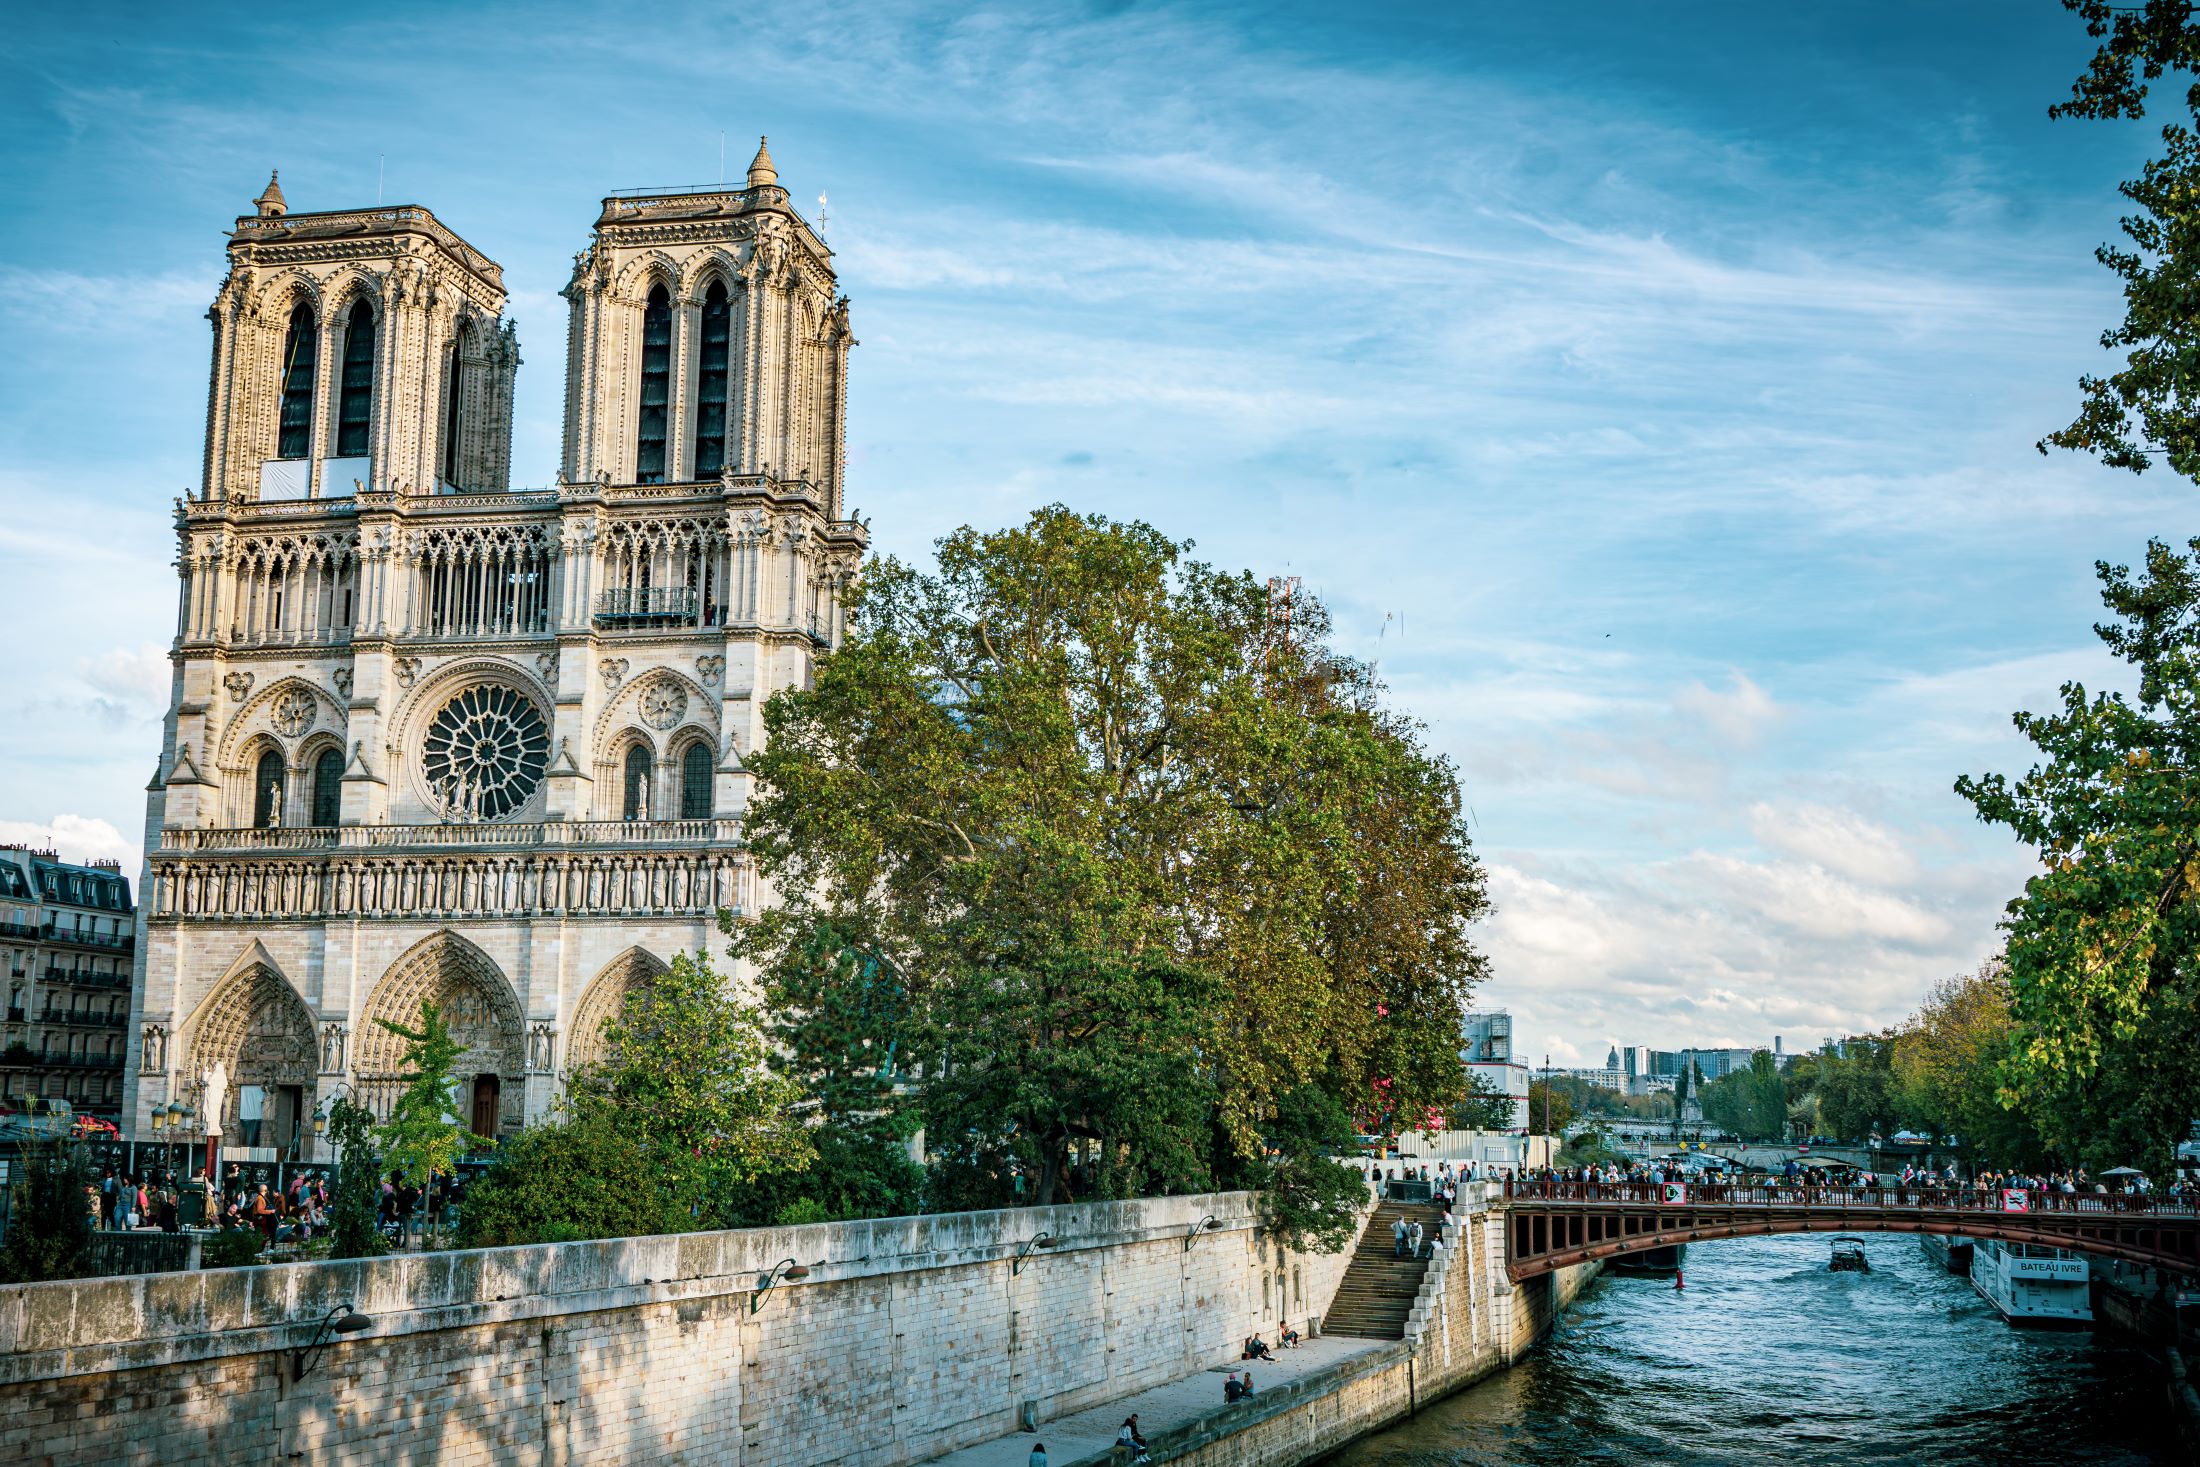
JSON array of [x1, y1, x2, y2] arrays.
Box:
[[1320, 1199, 1448, 1340]]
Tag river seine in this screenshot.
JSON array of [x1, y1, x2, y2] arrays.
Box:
[[1319, 1231, 2177, 1465]]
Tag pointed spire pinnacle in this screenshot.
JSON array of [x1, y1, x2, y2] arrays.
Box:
[[254, 170, 287, 218], [746, 136, 777, 189]]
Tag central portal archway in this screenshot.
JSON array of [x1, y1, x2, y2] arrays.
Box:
[[357, 931, 525, 1135]]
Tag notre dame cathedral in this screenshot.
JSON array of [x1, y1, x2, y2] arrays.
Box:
[[122, 142, 867, 1155]]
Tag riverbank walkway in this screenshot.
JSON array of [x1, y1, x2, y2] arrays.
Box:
[[918, 1334, 1385, 1466]]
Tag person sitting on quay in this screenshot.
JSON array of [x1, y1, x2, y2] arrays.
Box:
[[1279, 1323, 1302, 1349], [1027, 1442, 1048, 1467], [1115, 1413, 1151, 1464], [1240, 1373, 1257, 1399], [1245, 1334, 1278, 1363], [1224, 1371, 1244, 1403]]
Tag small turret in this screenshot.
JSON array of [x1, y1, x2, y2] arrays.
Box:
[[254, 170, 287, 218], [746, 136, 777, 189]]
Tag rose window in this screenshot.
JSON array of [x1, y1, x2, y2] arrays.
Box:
[[421, 686, 549, 821], [271, 689, 317, 737], [639, 677, 688, 730]]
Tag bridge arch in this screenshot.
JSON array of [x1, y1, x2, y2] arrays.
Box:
[[1502, 1187, 2199, 1281]]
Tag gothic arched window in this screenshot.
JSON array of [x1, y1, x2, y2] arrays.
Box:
[[252, 749, 286, 828], [636, 285, 672, 484], [277, 303, 317, 460], [311, 748, 343, 827], [335, 299, 376, 457], [442, 327, 468, 486], [622, 745, 654, 820], [679, 742, 712, 820], [693, 280, 730, 477]]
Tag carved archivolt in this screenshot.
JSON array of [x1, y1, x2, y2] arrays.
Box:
[[356, 930, 526, 1130], [591, 665, 716, 758], [179, 949, 320, 1131], [216, 676, 347, 770], [565, 946, 670, 1073]]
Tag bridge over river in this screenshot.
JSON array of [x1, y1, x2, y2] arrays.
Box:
[[1501, 1178, 2200, 1279]]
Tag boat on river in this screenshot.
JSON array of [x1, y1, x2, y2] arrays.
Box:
[[1971, 1237, 2092, 1325], [1919, 1233, 1973, 1275], [1828, 1237, 1869, 1272]]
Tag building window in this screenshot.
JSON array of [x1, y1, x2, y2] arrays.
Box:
[[336, 299, 376, 457], [693, 280, 730, 477], [635, 285, 672, 483], [679, 742, 712, 820], [277, 302, 317, 459], [311, 748, 344, 827], [442, 329, 467, 485], [622, 745, 653, 821], [252, 749, 286, 827]]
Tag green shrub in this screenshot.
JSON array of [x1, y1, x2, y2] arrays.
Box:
[[202, 1228, 265, 1268], [774, 1197, 831, 1226], [0, 1141, 94, 1283], [455, 1111, 688, 1248]]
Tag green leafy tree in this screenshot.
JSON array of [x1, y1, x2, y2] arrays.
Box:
[[732, 507, 1491, 1220], [325, 1096, 384, 1260], [1525, 1080, 1574, 1137], [0, 1141, 94, 1283], [922, 953, 1220, 1211], [1889, 963, 2045, 1169], [2041, 2, 2200, 479], [1700, 1052, 1787, 1141], [1224, 1082, 1373, 1253], [374, 1000, 480, 1210], [1956, 540, 2200, 1170], [455, 1109, 688, 1247], [1451, 1071, 1518, 1131], [567, 950, 813, 1222]]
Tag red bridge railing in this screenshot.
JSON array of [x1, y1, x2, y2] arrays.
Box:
[[1502, 1176, 2200, 1218]]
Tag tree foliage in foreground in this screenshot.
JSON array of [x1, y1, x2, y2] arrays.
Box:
[[1956, 540, 2200, 1171], [733, 506, 1491, 1231], [2043, 2, 2200, 479], [0, 1141, 93, 1283], [374, 1000, 480, 1195], [458, 951, 815, 1242], [325, 1097, 385, 1260]]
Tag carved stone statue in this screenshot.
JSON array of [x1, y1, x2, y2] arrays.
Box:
[[319, 1022, 347, 1074], [201, 1061, 228, 1139], [140, 1024, 168, 1075], [263, 781, 284, 828]]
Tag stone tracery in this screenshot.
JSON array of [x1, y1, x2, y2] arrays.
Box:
[[356, 930, 525, 1128]]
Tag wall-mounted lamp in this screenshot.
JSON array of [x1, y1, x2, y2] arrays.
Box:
[[751, 1258, 812, 1315], [1013, 1233, 1057, 1276], [1184, 1215, 1219, 1252], [292, 1304, 372, 1382]]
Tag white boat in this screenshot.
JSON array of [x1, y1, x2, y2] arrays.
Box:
[[1970, 1237, 2092, 1325]]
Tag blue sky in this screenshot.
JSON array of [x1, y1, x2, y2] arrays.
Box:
[[0, 1, 2185, 1064]]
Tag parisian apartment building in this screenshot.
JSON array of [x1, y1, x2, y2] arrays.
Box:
[[0, 847, 136, 1119]]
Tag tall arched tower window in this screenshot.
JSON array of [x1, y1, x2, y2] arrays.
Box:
[[442, 326, 468, 486], [311, 748, 343, 827], [335, 300, 376, 457], [252, 749, 286, 828], [679, 743, 712, 820], [635, 285, 672, 484], [622, 746, 653, 820], [277, 303, 317, 460], [693, 280, 730, 477]]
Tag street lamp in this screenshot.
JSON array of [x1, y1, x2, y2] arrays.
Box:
[[750, 1258, 812, 1316]]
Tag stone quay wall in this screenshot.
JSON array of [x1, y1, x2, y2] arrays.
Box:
[[1053, 1191, 1597, 1467], [0, 1191, 1357, 1467]]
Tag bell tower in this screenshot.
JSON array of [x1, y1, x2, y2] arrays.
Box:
[[201, 173, 519, 501], [558, 138, 854, 513]]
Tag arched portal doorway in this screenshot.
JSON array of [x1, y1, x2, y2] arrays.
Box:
[[357, 931, 526, 1136], [179, 951, 319, 1160]]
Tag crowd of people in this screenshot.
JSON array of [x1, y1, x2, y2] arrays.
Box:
[[1508, 1159, 2200, 1208], [79, 1162, 471, 1251]]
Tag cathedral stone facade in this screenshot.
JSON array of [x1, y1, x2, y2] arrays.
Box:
[[123, 143, 867, 1155]]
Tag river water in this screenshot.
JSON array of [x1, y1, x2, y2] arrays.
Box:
[[1319, 1232, 2178, 1465]]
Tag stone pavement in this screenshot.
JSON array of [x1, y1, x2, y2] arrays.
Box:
[[918, 1335, 1386, 1467]]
